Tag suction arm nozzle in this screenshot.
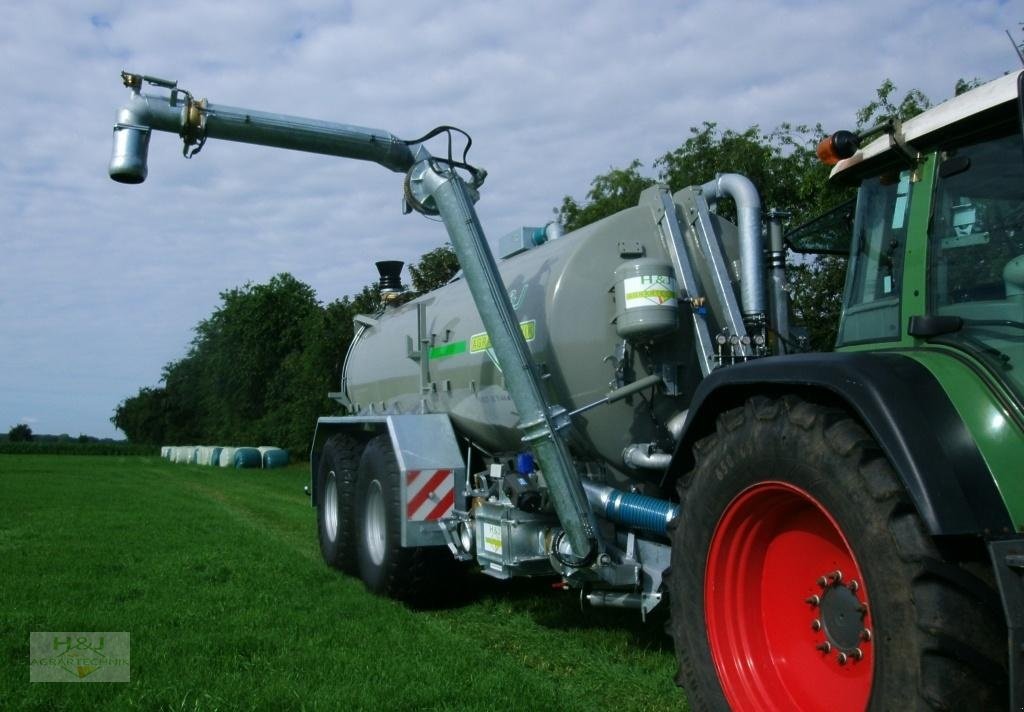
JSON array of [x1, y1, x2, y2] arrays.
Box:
[[108, 70, 417, 184]]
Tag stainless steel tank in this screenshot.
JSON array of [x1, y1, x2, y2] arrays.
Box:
[[344, 196, 738, 471]]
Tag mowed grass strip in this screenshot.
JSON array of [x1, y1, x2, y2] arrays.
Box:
[[0, 456, 682, 710]]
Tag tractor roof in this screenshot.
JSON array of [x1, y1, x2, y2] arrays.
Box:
[[831, 69, 1022, 180]]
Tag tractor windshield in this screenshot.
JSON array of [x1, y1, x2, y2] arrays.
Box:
[[928, 125, 1024, 397]]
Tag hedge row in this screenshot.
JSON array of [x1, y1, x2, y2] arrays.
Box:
[[0, 442, 159, 456]]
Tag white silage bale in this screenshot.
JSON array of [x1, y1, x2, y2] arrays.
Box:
[[218, 447, 237, 467]]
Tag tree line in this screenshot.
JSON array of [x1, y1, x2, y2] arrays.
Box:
[[111, 248, 459, 455], [112, 80, 946, 455]]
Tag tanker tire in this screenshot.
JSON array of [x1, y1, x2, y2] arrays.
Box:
[[668, 395, 1006, 711], [354, 434, 453, 604], [317, 434, 364, 574]]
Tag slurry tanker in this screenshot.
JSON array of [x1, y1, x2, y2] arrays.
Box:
[[110, 69, 1024, 710]]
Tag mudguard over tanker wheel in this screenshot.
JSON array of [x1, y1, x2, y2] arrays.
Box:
[[317, 434, 365, 573], [354, 434, 455, 604], [668, 395, 1006, 711]]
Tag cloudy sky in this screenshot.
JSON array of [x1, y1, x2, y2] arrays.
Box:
[[1, 1, 1020, 439]]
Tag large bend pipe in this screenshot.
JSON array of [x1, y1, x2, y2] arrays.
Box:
[[110, 87, 415, 183], [700, 173, 765, 319]]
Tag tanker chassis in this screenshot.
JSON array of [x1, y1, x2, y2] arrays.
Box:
[[110, 70, 1024, 710]]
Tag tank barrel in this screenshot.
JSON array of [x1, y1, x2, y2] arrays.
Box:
[[109, 71, 416, 183]]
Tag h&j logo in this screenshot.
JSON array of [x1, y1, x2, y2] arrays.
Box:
[[29, 632, 130, 683]]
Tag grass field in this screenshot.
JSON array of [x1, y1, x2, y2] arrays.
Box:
[[0, 455, 683, 710]]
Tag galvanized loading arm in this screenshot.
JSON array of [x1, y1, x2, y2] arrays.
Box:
[[108, 71, 603, 565]]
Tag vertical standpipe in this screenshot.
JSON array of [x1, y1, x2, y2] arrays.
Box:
[[700, 174, 765, 320], [416, 161, 602, 564], [767, 210, 791, 351]]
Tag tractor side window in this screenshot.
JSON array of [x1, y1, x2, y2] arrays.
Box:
[[836, 171, 911, 345], [929, 131, 1024, 309], [928, 127, 1024, 399]]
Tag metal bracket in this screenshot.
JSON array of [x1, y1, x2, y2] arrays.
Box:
[[405, 302, 431, 398], [889, 119, 919, 168], [678, 187, 752, 358], [644, 187, 716, 376], [989, 539, 1024, 710]]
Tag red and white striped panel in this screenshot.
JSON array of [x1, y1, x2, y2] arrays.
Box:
[[406, 469, 455, 522]]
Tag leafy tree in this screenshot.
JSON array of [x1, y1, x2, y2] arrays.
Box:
[[955, 78, 983, 96], [856, 79, 931, 129], [786, 256, 848, 352], [112, 269, 416, 454], [8, 423, 33, 442], [658, 122, 847, 226], [558, 159, 655, 232], [111, 386, 172, 444], [409, 245, 460, 293]]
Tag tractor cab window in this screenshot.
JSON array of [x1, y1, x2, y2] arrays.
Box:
[[836, 171, 912, 344], [928, 127, 1024, 396]]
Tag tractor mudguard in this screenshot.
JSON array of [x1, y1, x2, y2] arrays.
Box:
[[670, 351, 1014, 537]]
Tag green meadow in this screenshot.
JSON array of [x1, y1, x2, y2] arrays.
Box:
[[0, 455, 682, 710]]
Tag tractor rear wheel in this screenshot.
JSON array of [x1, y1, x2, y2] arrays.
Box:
[[668, 395, 1005, 711]]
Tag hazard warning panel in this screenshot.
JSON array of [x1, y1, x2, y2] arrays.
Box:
[[405, 469, 455, 521]]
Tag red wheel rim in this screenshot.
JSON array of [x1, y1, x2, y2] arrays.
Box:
[[705, 482, 874, 712]]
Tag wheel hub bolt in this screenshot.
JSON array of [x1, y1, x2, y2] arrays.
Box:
[[850, 647, 864, 661], [806, 595, 821, 606], [817, 570, 843, 588], [837, 652, 848, 665], [848, 579, 859, 592], [816, 642, 832, 653], [811, 619, 822, 632], [860, 628, 872, 642]]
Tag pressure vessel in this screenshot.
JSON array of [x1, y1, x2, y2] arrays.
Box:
[[343, 197, 734, 470]]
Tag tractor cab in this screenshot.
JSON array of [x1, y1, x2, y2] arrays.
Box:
[[802, 71, 1024, 401]]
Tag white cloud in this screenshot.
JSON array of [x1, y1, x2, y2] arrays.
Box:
[[0, 0, 1019, 437]]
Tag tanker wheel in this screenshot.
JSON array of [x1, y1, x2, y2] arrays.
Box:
[[668, 395, 1006, 711], [354, 434, 453, 604], [317, 434, 365, 573]]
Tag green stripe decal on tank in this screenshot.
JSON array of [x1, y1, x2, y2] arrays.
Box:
[[428, 341, 467, 360], [470, 320, 536, 354]]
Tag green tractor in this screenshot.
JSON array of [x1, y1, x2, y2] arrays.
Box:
[[667, 70, 1024, 709]]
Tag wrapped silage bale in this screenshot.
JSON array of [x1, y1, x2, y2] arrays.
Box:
[[234, 447, 261, 469], [258, 446, 289, 469], [161, 446, 171, 459], [173, 446, 187, 464], [187, 447, 199, 465], [209, 447, 223, 466], [218, 447, 237, 467]]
